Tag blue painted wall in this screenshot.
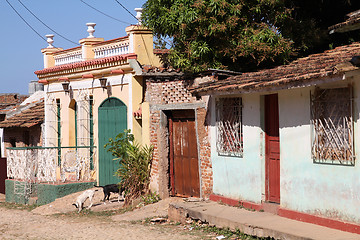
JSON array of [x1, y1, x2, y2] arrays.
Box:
[[279, 86, 360, 223], [209, 76, 360, 223], [210, 94, 263, 203]]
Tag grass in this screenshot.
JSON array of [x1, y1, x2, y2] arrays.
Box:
[[0, 201, 38, 211], [53, 205, 135, 219], [189, 220, 274, 240]]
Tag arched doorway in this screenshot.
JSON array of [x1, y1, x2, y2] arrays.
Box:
[[98, 97, 127, 185]]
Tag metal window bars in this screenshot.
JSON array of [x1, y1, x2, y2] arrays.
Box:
[[216, 97, 243, 157], [311, 86, 355, 165]]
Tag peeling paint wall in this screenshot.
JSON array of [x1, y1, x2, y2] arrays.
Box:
[[279, 80, 360, 223], [210, 74, 360, 224], [210, 94, 263, 203]]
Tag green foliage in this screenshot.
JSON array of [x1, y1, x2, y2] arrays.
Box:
[[105, 130, 154, 205], [105, 129, 134, 161], [141, 191, 161, 205], [282, 0, 360, 55], [142, 0, 360, 72], [142, 0, 294, 72], [190, 221, 268, 239]]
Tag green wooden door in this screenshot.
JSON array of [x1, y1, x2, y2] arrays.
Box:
[[98, 97, 127, 185]]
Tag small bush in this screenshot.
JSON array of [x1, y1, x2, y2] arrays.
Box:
[[141, 192, 161, 205], [105, 129, 154, 205]]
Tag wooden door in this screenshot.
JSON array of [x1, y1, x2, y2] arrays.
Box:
[[169, 110, 200, 197], [265, 94, 280, 203], [98, 97, 127, 185]]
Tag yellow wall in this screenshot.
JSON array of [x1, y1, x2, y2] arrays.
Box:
[[132, 76, 143, 144], [126, 25, 162, 67]]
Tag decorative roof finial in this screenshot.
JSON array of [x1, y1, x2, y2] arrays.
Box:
[[135, 8, 143, 25], [45, 34, 54, 48], [86, 23, 96, 38]]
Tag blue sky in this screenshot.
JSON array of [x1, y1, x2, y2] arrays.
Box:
[[0, 0, 146, 94]]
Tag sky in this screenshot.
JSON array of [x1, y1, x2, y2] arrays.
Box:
[[0, 0, 146, 95]]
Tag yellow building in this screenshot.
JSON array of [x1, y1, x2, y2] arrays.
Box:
[[35, 19, 161, 185]]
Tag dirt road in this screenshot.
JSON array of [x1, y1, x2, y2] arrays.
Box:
[[0, 206, 206, 240], [0, 192, 210, 240]]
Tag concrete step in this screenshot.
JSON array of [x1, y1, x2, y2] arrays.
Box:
[[262, 202, 280, 215], [168, 201, 360, 240]]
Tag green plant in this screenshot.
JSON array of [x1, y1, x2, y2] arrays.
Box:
[[105, 129, 154, 205], [141, 191, 161, 205], [190, 222, 268, 240]]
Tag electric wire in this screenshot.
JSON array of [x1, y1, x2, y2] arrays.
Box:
[[114, 0, 137, 20], [17, 0, 78, 45], [5, 0, 47, 43], [80, 0, 131, 25]]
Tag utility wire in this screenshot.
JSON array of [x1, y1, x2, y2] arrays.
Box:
[[17, 0, 78, 45], [5, 0, 47, 43], [80, 0, 131, 25], [114, 0, 137, 20]]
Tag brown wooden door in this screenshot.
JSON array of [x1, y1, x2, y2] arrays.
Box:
[[265, 94, 280, 203], [169, 110, 200, 197]]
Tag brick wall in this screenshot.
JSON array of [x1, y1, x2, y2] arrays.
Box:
[[196, 108, 213, 198], [146, 79, 197, 104], [146, 77, 213, 199]]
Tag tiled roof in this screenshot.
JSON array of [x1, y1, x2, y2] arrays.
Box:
[[0, 94, 28, 111], [0, 100, 44, 128], [34, 53, 137, 75], [142, 65, 181, 74], [191, 42, 360, 94], [153, 49, 170, 54], [329, 10, 360, 33]]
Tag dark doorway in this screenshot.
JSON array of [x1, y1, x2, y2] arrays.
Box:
[[0, 158, 6, 194]]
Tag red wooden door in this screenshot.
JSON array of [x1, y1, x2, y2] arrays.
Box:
[[169, 110, 200, 198], [265, 94, 280, 203]]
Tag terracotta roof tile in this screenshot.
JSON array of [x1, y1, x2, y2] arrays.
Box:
[[153, 49, 170, 54], [34, 53, 137, 75], [191, 42, 360, 94], [0, 100, 44, 128], [329, 10, 360, 33]]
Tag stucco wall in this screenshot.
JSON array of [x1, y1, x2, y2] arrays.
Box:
[[44, 73, 132, 182], [210, 74, 360, 223], [210, 94, 263, 203], [279, 80, 360, 223]]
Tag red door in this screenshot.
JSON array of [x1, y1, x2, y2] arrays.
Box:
[[265, 94, 280, 203], [169, 110, 200, 198]]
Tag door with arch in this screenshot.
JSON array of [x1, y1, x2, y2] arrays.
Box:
[[98, 97, 127, 185]]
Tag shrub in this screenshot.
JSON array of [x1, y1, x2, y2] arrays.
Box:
[[105, 130, 154, 205]]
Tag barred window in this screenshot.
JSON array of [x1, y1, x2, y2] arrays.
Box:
[[311, 87, 354, 165], [216, 97, 243, 157]]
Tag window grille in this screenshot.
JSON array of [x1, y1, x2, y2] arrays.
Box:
[[57, 99, 61, 166], [311, 87, 355, 165], [216, 97, 243, 157]]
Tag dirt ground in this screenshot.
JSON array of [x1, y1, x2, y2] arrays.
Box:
[[0, 191, 210, 240]]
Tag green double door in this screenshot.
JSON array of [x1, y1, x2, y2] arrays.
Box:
[[98, 97, 127, 185]]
